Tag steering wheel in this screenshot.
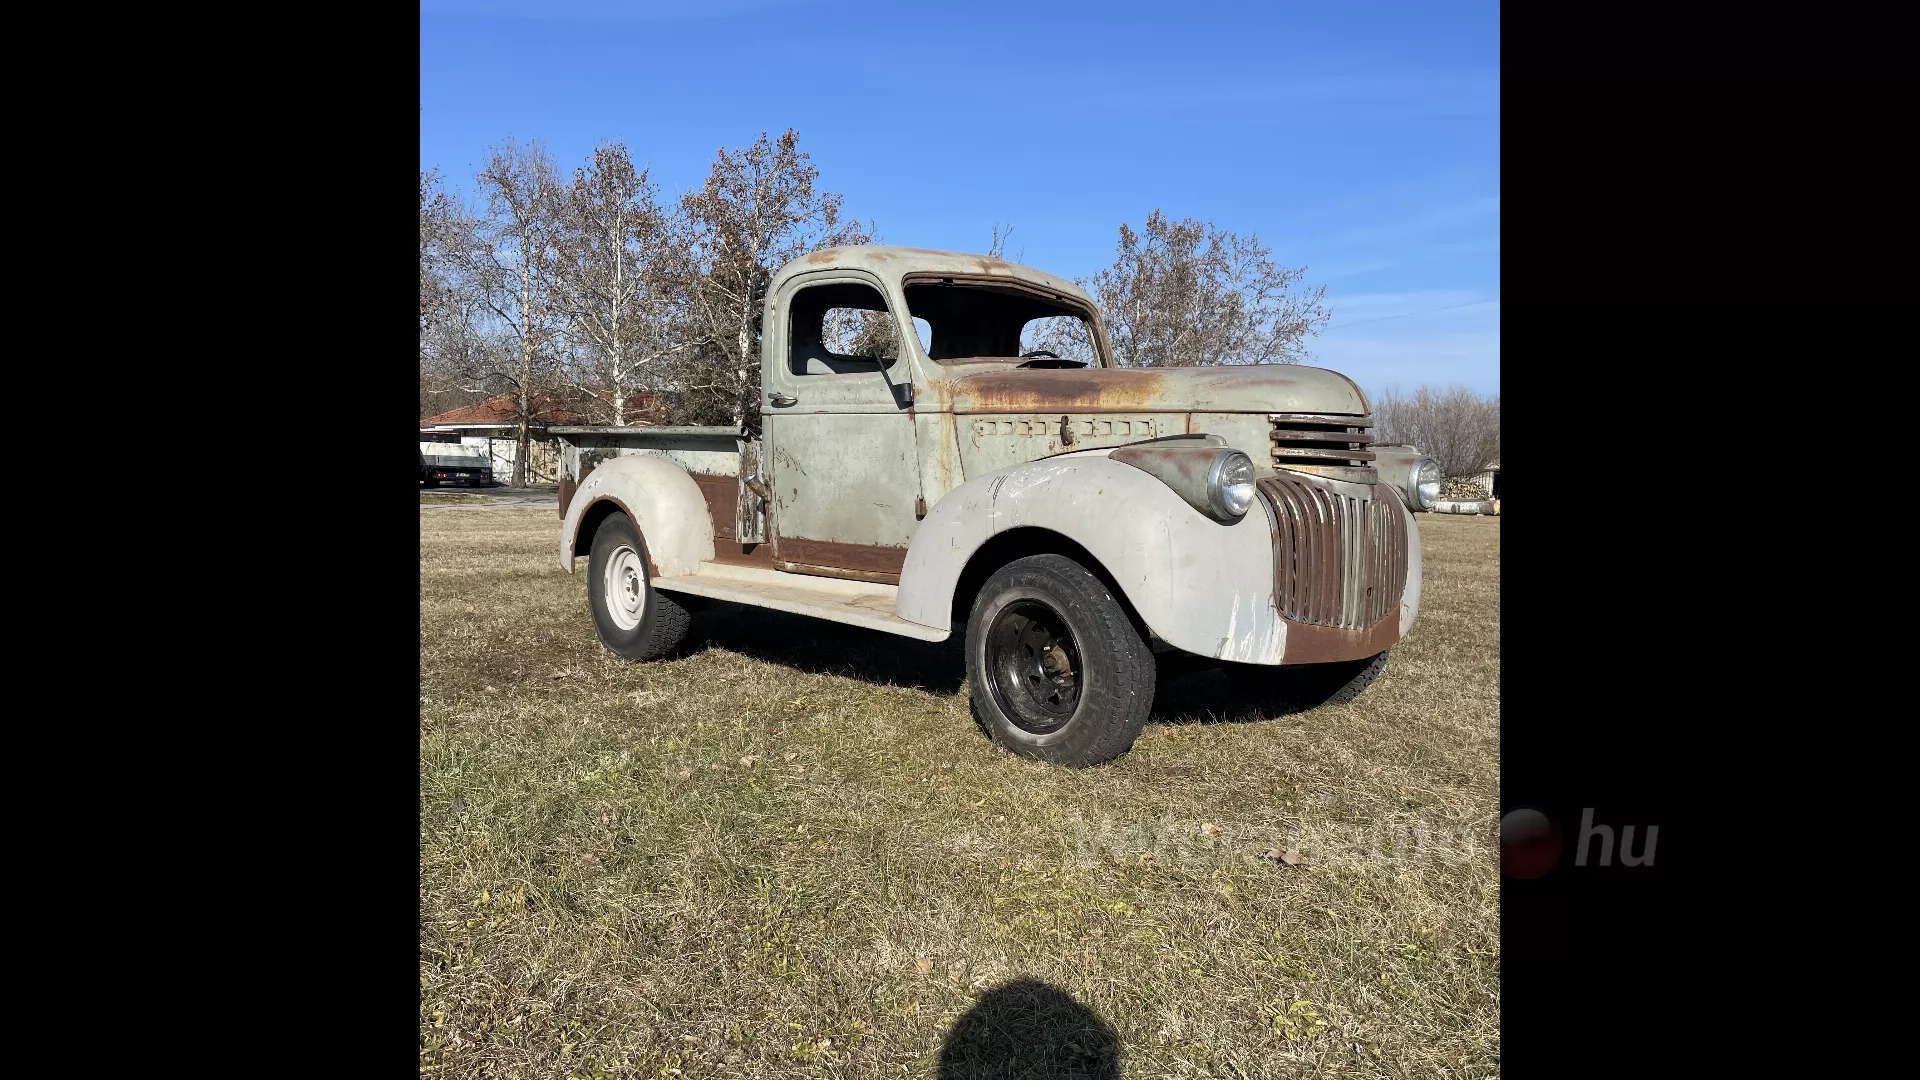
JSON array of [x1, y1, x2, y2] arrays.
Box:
[[1016, 349, 1087, 369]]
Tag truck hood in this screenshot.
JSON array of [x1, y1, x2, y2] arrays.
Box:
[[939, 363, 1368, 415]]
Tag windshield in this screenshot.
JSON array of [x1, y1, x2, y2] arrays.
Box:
[[901, 276, 1105, 367]]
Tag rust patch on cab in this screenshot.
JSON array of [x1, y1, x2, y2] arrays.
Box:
[[957, 368, 1171, 413]]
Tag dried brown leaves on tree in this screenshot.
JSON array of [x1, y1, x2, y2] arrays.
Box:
[[1372, 385, 1501, 480], [674, 129, 874, 430], [1087, 210, 1329, 368]]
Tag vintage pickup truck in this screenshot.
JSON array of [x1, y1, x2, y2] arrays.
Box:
[[557, 246, 1421, 766]]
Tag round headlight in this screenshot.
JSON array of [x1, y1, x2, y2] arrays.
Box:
[[1412, 457, 1442, 510], [1208, 450, 1257, 519]]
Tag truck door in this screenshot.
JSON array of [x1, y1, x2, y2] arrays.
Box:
[[763, 272, 921, 581]]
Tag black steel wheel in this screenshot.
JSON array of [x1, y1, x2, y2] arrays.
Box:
[[983, 600, 1084, 734], [965, 554, 1154, 766]]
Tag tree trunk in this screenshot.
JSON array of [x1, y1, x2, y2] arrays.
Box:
[[516, 339, 534, 487], [515, 412, 530, 487], [731, 307, 753, 431], [516, 226, 535, 487]]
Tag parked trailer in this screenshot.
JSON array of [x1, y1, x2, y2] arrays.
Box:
[[420, 442, 494, 487]]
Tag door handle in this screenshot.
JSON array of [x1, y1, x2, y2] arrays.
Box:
[[768, 392, 797, 407]]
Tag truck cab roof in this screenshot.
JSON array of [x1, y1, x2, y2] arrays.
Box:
[[770, 245, 1096, 313]]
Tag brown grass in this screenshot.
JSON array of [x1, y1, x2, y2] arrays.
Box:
[[420, 511, 1500, 1078]]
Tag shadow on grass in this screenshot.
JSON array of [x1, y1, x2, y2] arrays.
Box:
[[675, 600, 1327, 725], [938, 979, 1119, 1080]]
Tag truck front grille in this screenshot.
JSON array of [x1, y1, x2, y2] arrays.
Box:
[[1268, 414, 1376, 473], [1257, 473, 1407, 631]]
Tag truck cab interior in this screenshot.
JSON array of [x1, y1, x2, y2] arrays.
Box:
[[902, 276, 1102, 367]]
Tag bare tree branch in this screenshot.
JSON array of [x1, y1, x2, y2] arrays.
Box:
[[1084, 210, 1330, 368], [1372, 384, 1501, 481], [669, 129, 875, 431]]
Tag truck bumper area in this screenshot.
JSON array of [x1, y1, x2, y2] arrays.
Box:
[[1245, 473, 1417, 666], [1271, 608, 1404, 665]]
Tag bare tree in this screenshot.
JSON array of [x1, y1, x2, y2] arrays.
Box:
[[420, 169, 453, 342], [987, 221, 1021, 260], [553, 143, 687, 426], [419, 237, 498, 420], [1086, 210, 1329, 368], [1372, 384, 1501, 480], [675, 129, 874, 430], [419, 176, 494, 419], [454, 139, 567, 484]]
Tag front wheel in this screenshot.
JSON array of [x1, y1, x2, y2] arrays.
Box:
[[586, 514, 691, 660], [965, 554, 1155, 767]]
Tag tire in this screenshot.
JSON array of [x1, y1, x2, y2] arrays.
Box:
[[586, 513, 691, 660], [1227, 649, 1391, 714], [965, 554, 1155, 767]]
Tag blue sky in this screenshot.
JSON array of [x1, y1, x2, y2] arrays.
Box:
[[421, 0, 1499, 396]]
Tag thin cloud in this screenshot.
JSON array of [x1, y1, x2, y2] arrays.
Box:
[[1317, 238, 1501, 281], [1326, 290, 1491, 318], [1308, 197, 1500, 251]]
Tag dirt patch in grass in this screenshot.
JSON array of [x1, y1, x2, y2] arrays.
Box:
[[420, 511, 1500, 1078], [422, 492, 496, 505]]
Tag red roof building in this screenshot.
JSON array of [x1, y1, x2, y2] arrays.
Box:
[[421, 393, 585, 428]]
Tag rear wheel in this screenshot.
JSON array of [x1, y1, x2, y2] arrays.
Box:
[[965, 554, 1155, 767], [586, 514, 690, 660]]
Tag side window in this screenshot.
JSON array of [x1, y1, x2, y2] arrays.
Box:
[[789, 281, 901, 376]]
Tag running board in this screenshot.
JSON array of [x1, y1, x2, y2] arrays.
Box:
[[652, 561, 951, 642]]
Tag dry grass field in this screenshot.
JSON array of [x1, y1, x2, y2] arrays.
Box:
[[419, 508, 1500, 1079]]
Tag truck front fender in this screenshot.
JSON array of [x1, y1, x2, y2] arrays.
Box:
[[559, 455, 715, 575], [1400, 497, 1422, 638], [896, 452, 1290, 664]]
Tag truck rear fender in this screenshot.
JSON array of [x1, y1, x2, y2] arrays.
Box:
[[559, 455, 715, 575], [896, 452, 1289, 664]]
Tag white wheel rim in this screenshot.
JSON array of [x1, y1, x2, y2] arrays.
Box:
[[603, 545, 648, 631]]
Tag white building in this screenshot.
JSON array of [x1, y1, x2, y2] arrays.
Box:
[[419, 393, 582, 486]]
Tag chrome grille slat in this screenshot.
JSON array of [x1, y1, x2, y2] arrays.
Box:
[[1257, 473, 1409, 631]]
